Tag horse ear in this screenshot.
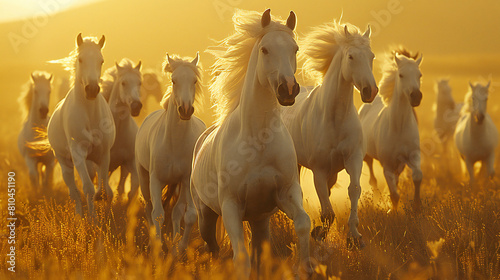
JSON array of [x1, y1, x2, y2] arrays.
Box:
[[76, 33, 83, 47], [49, 74, 53, 82], [164, 54, 173, 72], [98, 35, 105, 49], [115, 62, 123, 72], [363, 25, 371, 38], [344, 25, 351, 38], [286, 11, 296, 31], [416, 54, 423, 66], [394, 54, 402, 67], [261, 9, 271, 28], [191, 52, 199, 66], [30, 72, 35, 82], [486, 80, 491, 88], [135, 61, 142, 71], [469, 81, 475, 89]]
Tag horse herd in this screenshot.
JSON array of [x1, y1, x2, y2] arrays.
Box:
[[17, 9, 498, 277]]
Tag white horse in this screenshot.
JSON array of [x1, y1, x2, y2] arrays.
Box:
[[434, 79, 462, 149], [100, 58, 142, 201], [360, 49, 423, 211], [18, 71, 55, 189], [189, 9, 311, 277], [281, 21, 377, 247], [454, 81, 498, 185], [135, 53, 205, 248], [47, 34, 115, 216]]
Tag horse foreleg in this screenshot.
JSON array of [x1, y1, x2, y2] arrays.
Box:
[[407, 153, 423, 211], [69, 146, 95, 216], [485, 154, 496, 181], [383, 167, 400, 210], [364, 155, 378, 188], [178, 179, 197, 252], [97, 153, 113, 204], [58, 157, 83, 216], [137, 165, 152, 227], [249, 217, 270, 275], [312, 170, 335, 226], [127, 159, 140, 202], [171, 183, 186, 238], [25, 156, 40, 189], [149, 175, 165, 240], [117, 165, 128, 197], [194, 185, 220, 255], [221, 199, 250, 279], [345, 155, 364, 248], [276, 183, 312, 277], [465, 158, 475, 187]]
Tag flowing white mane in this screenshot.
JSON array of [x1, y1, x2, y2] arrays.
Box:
[[207, 9, 295, 125], [18, 71, 52, 121], [301, 21, 370, 84], [101, 58, 141, 101], [379, 48, 420, 105], [159, 54, 204, 111]]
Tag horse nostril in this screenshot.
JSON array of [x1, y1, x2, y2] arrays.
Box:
[[39, 107, 49, 117]]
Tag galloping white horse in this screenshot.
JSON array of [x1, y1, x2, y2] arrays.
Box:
[[281, 21, 377, 247], [100, 58, 142, 201], [189, 9, 311, 277], [135, 53, 205, 248], [47, 34, 115, 216], [18, 71, 55, 189], [455, 82, 498, 185], [434, 79, 462, 149], [360, 49, 423, 210]]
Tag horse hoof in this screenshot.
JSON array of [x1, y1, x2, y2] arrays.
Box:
[[311, 225, 328, 241], [347, 236, 365, 250]]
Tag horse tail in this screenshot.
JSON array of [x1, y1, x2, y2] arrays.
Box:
[[25, 126, 52, 156], [161, 184, 179, 209]]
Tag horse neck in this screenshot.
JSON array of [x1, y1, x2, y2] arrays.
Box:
[[314, 51, 354, 122], [469, 112, 488, 137], [27, 94, 46, 127], [108, 81, 130, 119], [238, 44, 281, 136], [387, 83, 415, 131], [437, 90, 454, 114]]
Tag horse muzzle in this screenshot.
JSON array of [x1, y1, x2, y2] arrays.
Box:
[[130, 101, 143, 117], [178, 105, 194, 120], [85, 84, 100, 100], [277, 77, 300, 106], [39, 106, 49, 119], [361, 86, 378, 103], [410, 90, 422, 107]]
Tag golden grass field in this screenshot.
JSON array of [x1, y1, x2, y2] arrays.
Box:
[[0, 68, 500, 280]]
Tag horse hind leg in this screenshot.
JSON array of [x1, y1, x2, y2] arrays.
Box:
[[364, 155, 378, 188], [149, 175, 166, 241], [42, 157, 55, 189], [407, 155, 423, 212], [383, 167, 400, 210], [127, 160, 140, 203], [178, 180, 197, 253], [25, 156, 40, 189], [137, 165, 153, 227], [196, 192, 220, 255]]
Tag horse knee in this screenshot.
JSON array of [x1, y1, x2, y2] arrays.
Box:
[[294, 212, 311, 237], [348, 183, 361, 200]]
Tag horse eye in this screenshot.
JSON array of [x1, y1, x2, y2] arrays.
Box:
[[348, 55, 353, 60], [101, 60, 104, 65], [194, 80, 197, 84], [121, 81, 126, 86], [261, 47, 268, 55], [172, 80, 176, 85], [78, 58, 83, 63], [399, 74, 404, 78]]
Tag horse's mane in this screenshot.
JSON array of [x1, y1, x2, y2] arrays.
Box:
[[101, 58, 142, 102], [18, 71, 52, 121], [379, 47, 419, 105], [207, 9, 295, 125], [301, 20, 370, 84], [159, 54, 204, 111], [48, 36, 102, 86]]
